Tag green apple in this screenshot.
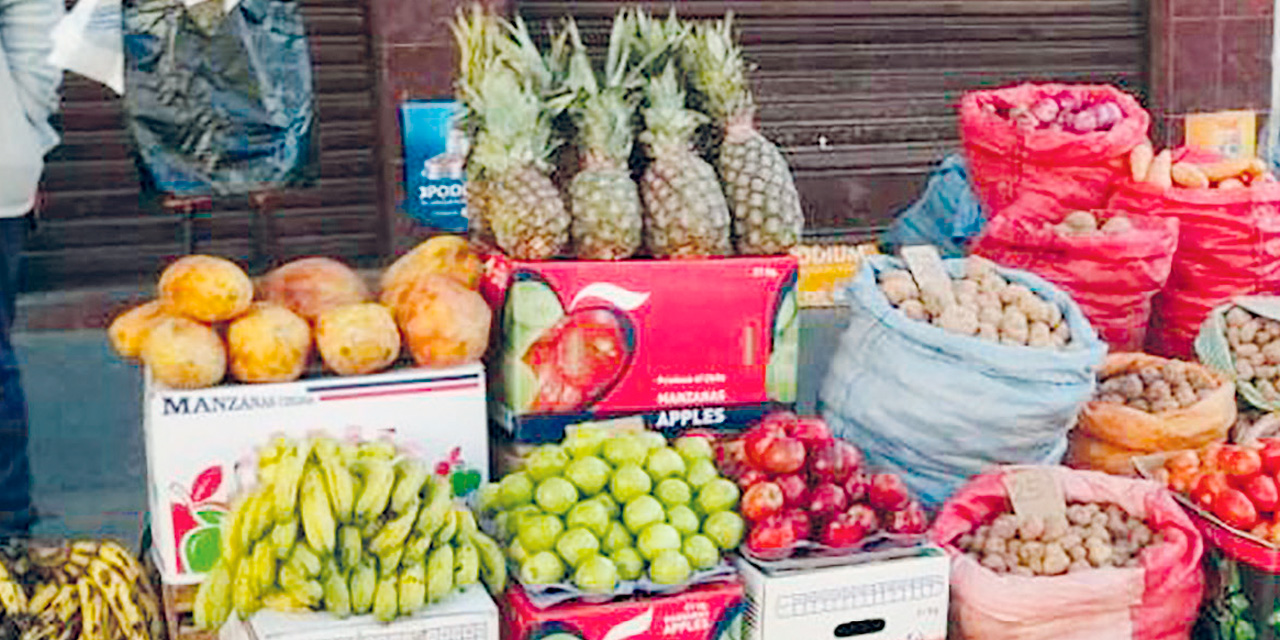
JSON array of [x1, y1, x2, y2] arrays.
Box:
[[525, 445, 570, 482], [674, 436, 714, 464], [683, 535, 720, 570], [564, 456, 611, 496], [509, 505, 543, 532], [667, 505, 700, 538], [610, 464, 653, 504], [685, 459, 719, 489], [507, 538, 530, 564], [499, 472, 535, 510], [573, 554, 619, 593], [637, 523, 682, 561], [591, 492, 620, 519], [534, 477, 579, 515], [565, 500, 610, 538], [638, 431, 668, 452], [623, 496, 665, 534], [648, 550, 692, 585], [654, 478, 692, 507], [555, 527, 601, 569], [493, 512, 514, 541], [603, 436, 648, 467], [645, 447, 687, 481], [695, 479, 740, 514], [518, 514, 564, 553], [564, 426, 609, 459], [476, 483, 502, 513], [611, 547, 644, 581], [520, 551, 566, 585], [601, 521, 633, 555], [702, 511, 745, 550]]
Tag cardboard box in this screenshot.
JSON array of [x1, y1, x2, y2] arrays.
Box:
[[736, 547, 949, 640], [500, 581, 745, 640], [399, 100, 469, 244], [145, 365, 488, 583], [1186, 110, 1257, 160], [219, 584, 498, 640], [480, 254, 799, 443]]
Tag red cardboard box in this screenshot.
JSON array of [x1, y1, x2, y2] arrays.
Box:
[[481, 255, 799, 443], [500, 581, 745, 640]]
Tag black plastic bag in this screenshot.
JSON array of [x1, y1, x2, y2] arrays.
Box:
[[123, 0, 316, 195]]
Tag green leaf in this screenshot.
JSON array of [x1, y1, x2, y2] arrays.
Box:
[[196, 510, 225, 526]]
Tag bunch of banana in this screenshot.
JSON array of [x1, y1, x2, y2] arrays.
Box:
[[195, 436, 505, 630], [0, 539, 163, 640]]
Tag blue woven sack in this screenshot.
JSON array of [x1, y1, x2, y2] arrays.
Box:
[[882, 155, 984, 258]]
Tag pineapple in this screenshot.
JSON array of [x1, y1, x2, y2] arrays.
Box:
[[638, 64, 732, 258], [451, 6, 500, 244], [684, 14, 803, 255], [563, 16, 644, 260]]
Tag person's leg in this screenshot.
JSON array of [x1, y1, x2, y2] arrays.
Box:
[[0, 215, 31, 536]]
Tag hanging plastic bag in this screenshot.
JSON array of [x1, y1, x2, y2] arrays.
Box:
[[972, 210, 1178, 351], [930, 466, 1205, 640], [959, 83, 1150, 223], [882, 154, 986, 258], [819, 255, 1106, 508]]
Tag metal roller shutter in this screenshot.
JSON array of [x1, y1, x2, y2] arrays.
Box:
[[516, 0, 1147, 239]]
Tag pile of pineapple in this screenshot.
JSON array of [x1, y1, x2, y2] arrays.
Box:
[[453, 7, 803, 261]]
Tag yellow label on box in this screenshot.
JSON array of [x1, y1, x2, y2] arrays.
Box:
[[1186, 110, 1257, 159]]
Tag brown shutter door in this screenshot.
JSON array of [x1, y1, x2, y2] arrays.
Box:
[[516, 0, 1145, 238], [32, 0, 383, 292]]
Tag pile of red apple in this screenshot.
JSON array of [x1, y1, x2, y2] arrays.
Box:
[[715, 412, 928, 559], [1155, 441, 1280, 544]]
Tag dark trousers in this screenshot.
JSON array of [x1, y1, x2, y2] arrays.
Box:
[[0, 216, 30, 535]]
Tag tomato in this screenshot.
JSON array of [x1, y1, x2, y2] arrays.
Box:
[[1214, 488, 1260, 531], [1193, 472, 1231, 511], [1221, 446, 1263, 478], [1244, 474, 1280, 513], [1168, 468, 1196, 494], [1261, 441, 1280, 476]]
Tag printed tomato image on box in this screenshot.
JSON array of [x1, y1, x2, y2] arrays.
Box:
[[500, 581, 745, 640], [480, 255, 799, 442]]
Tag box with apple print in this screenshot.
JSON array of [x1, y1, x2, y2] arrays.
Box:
[[500, 580, 745, 640], [480, 254, 800, 443], [144, 364, 489, 583]]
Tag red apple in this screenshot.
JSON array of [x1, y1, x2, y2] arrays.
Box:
[[775, 474, 809, 508], [807, 483, 849, 519], [783, 509, 812, 541], [845, 504, 879, 532], [843, 473, 870, 504], [759, 411, 799, 432], [1261, 441, 1280, 476], [742, 482, 785, 522], [884, 501, 928, 534], [758, 437, 806, 475], [736, 469, 771, 492], [821, 512, 870, 549], [788, 416, 833, 446], [809, 440, 861, 485], [869, 474, 911, 512], [743, 424, 785, 470], [716, 438, 749, 478], [1245, 474, 1280, 513], [746, 514, 797, 559]]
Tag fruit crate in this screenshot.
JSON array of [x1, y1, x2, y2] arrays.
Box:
[[142, 540, 214, 640]]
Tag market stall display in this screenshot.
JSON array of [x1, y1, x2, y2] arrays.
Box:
[[1199, 298, 1280, 412]]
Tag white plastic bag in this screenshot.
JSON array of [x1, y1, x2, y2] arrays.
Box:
[[48, 0, 123, 95]]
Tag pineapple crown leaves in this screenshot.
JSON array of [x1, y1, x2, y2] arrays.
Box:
[[683, 12, 756, 122], [630, 7, 689, 75], [466, 62, 559, 176], [451, 5, 502, 133], [639, 63, 706, 154], [562, 15, 653, 164]]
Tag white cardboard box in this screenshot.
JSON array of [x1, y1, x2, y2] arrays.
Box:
[[219, 585, 499, 640], [145, 365, 488, 584], [736, 547, 950, 640]]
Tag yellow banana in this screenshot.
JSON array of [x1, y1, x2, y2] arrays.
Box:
[[278, 565, 322, 607], [339, 526, 362, 571], [95, 541, 142, 583], [76, 579, 106, 640], [349, 560, 377, 615], [236, 491, 262, 556], [398, 562, 426, 616], [470, 531, 507, 595], [434, 510, 458, 546], [378, 548, 403, 578], [322, 567, 352, 618], [404, 533, 432, 565], [247, 487, 276, 543], [373, 575, 398, 623], [194, 562, 233, 630], [425, 545, 454, 603], [287, 543, 322, 578], [0, 562, 28, 615], [454, 540, 479, 588], [359, 441, 398, 461], [355, 459, 395, 523], [315, 438, 356, 523], [250, 539, 276, 592], [456, 508, 479, 539], [221, 495, 248, 564], [87, 559, 146, 640], [271, 517, 298, 560], [28, 583, 57, 615], [415, 476, 451, 536], [233, 559, 259, 620], [261, 590, 309, 612], [273, 442, 311, 522], [300, 467, 336, 554], [391, 460, 430, 514], [369, 501, 419, 557]]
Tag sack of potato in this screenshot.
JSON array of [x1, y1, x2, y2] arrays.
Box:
[[973, 207, 1178, 351], [1197, 297, 1280, 413], [1065, 353, 1235, 475], [820, 255, 1107, 508], [959, 83, 1150, 223], [108, 235, 490, 389], [1108, 148, 1280, 359]]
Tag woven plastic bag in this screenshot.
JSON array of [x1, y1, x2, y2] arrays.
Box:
[[882, 154, 985, 258], [819, 255, 1106, 508], [960, 83, 1150, 223], [973, 209, 1178, 351], [930, 466, 1205, 640], [1197, 296, 1280, 412]]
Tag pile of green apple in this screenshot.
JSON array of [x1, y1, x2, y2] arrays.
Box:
[[475, 428, 746, 594]]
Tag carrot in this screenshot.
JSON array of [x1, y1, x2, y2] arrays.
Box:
[[1129, 140, 1154, 182]]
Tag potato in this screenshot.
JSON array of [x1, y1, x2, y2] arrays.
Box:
[[260, 257, 371, 322], [899, 299, 928, 321], [1171, 162, 1210, 189], [1129, 141, 1154, 182], [1100, 216, 1134, 235], [315, 303, 401, 376], [158, 255, 253, 323], [108, 301, 171, 360], [1062, 210, 1098, 233], [227, 304, 312, 383], [142, 316, 227, 389], [879, 276, 920, 306], [380, 235, 483, 312], [396, 275, 492, 367], [966, 257, 997, 279], [1227, 307, 1252, 328]]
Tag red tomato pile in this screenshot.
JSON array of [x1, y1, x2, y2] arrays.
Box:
[[1156, 441, 1280, 542], [716, 412, 928, 559]]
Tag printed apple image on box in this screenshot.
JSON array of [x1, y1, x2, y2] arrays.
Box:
[[482, 254, 799, 443], [500, 580, 745, 640]]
